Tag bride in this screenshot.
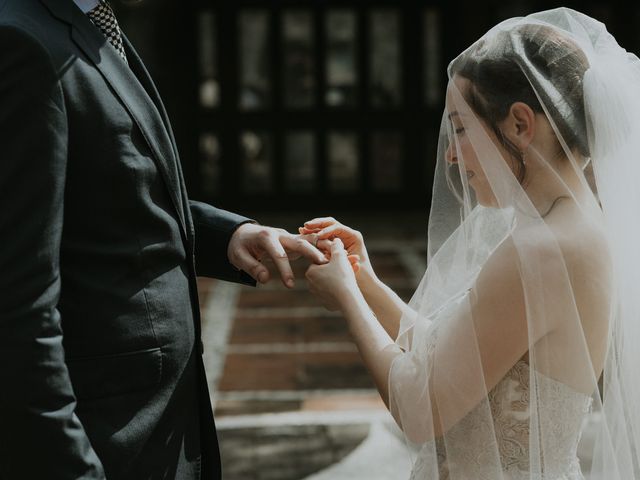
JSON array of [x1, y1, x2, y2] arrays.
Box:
[[301, 8, 640, 479]]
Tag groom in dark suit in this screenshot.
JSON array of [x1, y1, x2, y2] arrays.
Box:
[[0, 0, 324, 478]]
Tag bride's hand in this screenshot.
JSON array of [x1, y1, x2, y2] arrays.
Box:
[[306, 239, 360, 311], [299, 217, 373, 279]]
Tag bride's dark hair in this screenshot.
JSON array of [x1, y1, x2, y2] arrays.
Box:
[[450, 24, 590, 182]]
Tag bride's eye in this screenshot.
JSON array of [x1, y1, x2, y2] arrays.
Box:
[[455, 127, 466, 135]]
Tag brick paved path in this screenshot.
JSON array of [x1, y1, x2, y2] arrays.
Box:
[[197, 215, 427, 479]]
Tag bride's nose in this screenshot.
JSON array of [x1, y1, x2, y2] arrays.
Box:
[[446, 142, 458, 164]]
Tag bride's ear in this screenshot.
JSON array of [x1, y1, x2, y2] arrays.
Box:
[[502, 102, 536, 149]]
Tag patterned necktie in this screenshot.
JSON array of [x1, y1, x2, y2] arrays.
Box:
[[87, 0, 129, 64]]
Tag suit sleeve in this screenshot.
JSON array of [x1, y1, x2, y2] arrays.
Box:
[[189, 200, 256, 285], [0, 25, 106, 479]]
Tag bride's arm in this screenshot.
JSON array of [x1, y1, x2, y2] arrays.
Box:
[[356, 267, 412, 341], [306, 237, 560, 443], [305, 240, 402, 408]]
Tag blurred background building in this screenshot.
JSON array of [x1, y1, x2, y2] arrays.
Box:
[[113, 1, 635, 478], [115, 0, 637, 216]]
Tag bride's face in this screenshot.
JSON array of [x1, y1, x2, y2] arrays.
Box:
[[445, 76, 507, 207]]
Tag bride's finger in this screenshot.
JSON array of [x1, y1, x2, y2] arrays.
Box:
[[304, 217, 338, 229], [299, 226, 321, 235], [316, 224, 352, 240], [348, 255, 360, 273]]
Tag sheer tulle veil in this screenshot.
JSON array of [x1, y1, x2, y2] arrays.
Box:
[[388, 8, 640, 479]]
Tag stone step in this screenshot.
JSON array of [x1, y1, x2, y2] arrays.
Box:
[[214, 389, 384, 416], [302, 420, 412, 480], [216, 410, 392, 480], [237, 289, 325, 309], [228, 312, 351, 344], [218, 350, 375, 391]]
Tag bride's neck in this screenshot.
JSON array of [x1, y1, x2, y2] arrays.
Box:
[[522, 152, 589, 216]]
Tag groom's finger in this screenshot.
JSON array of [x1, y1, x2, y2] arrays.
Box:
[[316, 239, 332, 253], [232, 248, 270, 284], [281, 235, 327, 265], [297, 233, 319, 247], [316, 224, 350, 240], [259, 235, 295, 288]]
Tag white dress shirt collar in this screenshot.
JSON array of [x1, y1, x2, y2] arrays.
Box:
[[73, 0, 100, 14]]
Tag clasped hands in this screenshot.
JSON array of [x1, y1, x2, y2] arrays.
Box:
[[227, 218, 373, 311]]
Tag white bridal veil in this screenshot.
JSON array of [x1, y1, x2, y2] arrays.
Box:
[[388, 8, 640, 479]]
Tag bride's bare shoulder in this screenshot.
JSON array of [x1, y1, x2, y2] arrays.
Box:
[[546, 208, 612, 282], [477, 210, 611, 303]]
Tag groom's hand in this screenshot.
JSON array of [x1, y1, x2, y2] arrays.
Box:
[[228, 223, 327, 288]]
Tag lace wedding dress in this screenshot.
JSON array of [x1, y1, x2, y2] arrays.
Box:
[[410, 361, 592, 480]]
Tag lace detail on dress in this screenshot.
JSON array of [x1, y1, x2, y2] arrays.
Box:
[[410, 360, 593, 480], [489, 361, 531, 472]]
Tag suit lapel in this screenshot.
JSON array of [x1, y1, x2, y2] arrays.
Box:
[[122, 35, 181, 172], [122, 35, 195, 239], [40, 0, 187, 237]]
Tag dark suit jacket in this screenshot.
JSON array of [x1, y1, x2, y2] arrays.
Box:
[[0, 0, 254, 478]]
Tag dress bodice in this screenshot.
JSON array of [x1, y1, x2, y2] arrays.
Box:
[[411, 360, 593, 480]]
